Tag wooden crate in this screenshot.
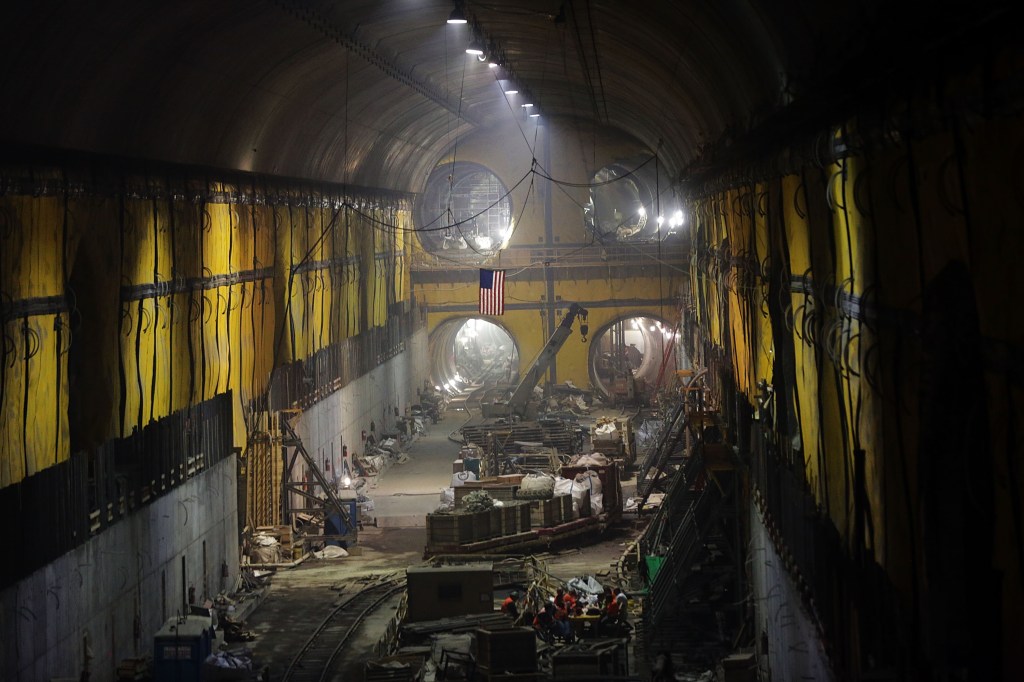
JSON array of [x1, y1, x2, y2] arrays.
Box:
[[499, 505, 518, 536], [557, 494, 574, 521], [255, 524, 291, 541], [453, 486, 477, 507], [255, 524, 293, 553], [529, 499, 558, 527], [471, 509, 492, 541], [482, 485, 519, 503], [517, 503, 532, 532], [592, 439, 623, 457], [489, 508, 503, 539], [426, 513, 475, 544], [475, 627, 536, 673]]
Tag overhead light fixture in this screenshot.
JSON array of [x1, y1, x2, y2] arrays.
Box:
[[447, 7, 467, 24], [521, 102, 534, 108], [504, 88, 519, 95], [488, 61, 499, 69], [667, 209, 685, 229], [466, 39, 485, 56], [529, 112, 540, 118]]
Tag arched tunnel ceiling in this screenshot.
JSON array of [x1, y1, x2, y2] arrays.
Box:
[[2, 0, 992, 193]]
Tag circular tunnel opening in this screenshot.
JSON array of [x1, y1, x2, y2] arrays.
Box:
[[588, 315, 676, 403], [428, 318, 520, 394]]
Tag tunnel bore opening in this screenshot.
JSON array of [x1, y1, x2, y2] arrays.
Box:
[[588, 315, 676, 403], [428, 318, 520, 394]]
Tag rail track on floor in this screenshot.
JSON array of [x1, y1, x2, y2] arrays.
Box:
[[281, 575, 406, 682]]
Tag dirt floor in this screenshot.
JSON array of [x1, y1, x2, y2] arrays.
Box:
[[240, 409, 646, 680]]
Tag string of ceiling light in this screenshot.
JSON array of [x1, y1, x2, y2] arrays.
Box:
[[447, 2, 541, 122], [434, 2, 688, 259], [450, 6, 688, 240]]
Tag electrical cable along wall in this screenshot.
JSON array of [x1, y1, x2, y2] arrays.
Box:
[[683, 56, 1024, 677], [0, 187, 69, 486], [0, 155, 414, 590]]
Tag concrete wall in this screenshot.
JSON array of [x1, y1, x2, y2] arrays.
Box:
[[0, 455, 239, 682], [294, 327, 429, 481], [749, 504, 834, 682]]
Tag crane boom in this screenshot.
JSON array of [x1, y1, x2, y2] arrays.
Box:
[[506, 303, 589, 416]]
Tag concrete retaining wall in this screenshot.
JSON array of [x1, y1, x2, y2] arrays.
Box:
[[0, 455, 239, 682], [749, 503, 835, 682], [294, 327, 429, 484]]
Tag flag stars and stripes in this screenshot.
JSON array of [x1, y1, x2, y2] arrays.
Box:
[[479, 269, 505, 315]]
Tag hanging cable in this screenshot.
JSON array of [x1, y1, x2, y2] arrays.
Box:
[[151, 195, 163, 422], [117, 185, 129, 436]]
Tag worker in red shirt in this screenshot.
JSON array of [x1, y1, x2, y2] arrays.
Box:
[[533, 603, 555, 642], [501, 591, 520, 619], [613, 587, 628, 620], [563, 589, 578, 616], [598, 590, 620, 635], [553, 600, 575, 643]]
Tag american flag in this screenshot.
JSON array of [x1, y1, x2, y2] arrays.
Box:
[[479, 269, 505, 315]]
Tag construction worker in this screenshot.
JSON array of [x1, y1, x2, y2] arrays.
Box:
[[598, 590, 621, 635], [563, 589, 579, 616], [552, 601, 575, 643], [613, 587, 628, 621], [501, 591, 520, 619], [533, 603, 555, 643]]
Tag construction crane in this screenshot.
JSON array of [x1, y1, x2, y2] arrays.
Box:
[[480, 303, 589, 420]]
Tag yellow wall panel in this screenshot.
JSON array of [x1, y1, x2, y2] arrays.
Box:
[[753, 183, 775, 393], [0, 173, 415, 488]]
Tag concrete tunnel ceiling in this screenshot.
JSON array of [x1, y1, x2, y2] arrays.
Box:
[[0, 0, 899, 194]]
